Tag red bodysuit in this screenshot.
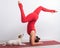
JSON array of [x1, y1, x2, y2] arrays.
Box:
[[18, 3, 55, 35]]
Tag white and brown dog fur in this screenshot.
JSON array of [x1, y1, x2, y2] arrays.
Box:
[[2, 34, 25, 46]]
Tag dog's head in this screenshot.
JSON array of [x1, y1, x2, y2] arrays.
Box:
[[18, 34, 24, 38]]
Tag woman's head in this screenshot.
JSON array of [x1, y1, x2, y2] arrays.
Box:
[[35, 36, 40, 42]]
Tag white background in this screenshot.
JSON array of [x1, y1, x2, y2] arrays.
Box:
[[0, 0, 60, 42]]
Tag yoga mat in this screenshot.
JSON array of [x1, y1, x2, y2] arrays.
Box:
[[0, 40, 60, 48], [20, 40, 60, 47]]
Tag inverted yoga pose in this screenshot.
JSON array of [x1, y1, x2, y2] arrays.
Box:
[[18, 0, 57, 45]]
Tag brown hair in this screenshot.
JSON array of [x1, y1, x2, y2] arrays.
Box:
[[18, 35, 22, 38]]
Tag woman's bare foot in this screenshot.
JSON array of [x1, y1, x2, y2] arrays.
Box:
[[18, 0, 20, 3]]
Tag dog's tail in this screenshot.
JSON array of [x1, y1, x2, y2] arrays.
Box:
[[1, 42, 7, 46]]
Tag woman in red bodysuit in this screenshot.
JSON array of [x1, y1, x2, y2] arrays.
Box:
[[18, 0, 57, 45]]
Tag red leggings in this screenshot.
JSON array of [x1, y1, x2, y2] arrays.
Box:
[[18, 3, 54, 35]]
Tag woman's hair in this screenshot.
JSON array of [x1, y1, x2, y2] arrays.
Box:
[[35, 36, 40, 42]]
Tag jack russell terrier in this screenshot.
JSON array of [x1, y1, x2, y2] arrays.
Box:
[[2, 34, 26, 46]]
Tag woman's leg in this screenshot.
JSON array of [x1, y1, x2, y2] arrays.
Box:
[[18, 1, 33, 23], [33, 6, 42, 15], [33, 6, 57, 15]]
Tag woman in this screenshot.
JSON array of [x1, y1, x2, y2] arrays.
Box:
[[18, 0, 57, 45]]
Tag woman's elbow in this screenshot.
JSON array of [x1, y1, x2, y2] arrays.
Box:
[[31, 43, 35, 46], [31, 42, 35, 46]]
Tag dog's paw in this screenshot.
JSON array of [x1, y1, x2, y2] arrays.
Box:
[[19, 43, 26, 45]]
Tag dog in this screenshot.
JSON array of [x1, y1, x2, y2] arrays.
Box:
[[2, 34, 25, 46]]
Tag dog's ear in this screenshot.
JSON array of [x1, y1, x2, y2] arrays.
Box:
[[18, 35, 21, 38]]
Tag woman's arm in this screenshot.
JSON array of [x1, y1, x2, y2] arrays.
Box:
[[30, 30, 43, 46]]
